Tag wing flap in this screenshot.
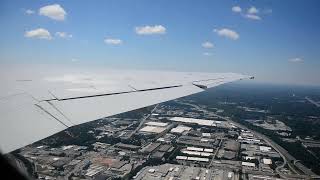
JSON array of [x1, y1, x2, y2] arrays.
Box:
[[47, 85, 203, 125], [49, 85, 135, 100]]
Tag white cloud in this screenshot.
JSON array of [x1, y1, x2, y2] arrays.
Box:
[[71, 58, 79, 62], [202, 41, 214, 48], [39, 4, 66, 21], [289, 58, 303, 63], [203, 52, 212, 56], [245, 14, 262, 20], [214, 28, 239, 40], [233, 5, 266, 21], [24, 28, 52, 40], [232, 6, 242, 13], [104, 38, 123, 45], [55, 32, 72, 38], [135, 25, 166, 35], [25, 9, 34, 15], [248, 6, 259, 14]]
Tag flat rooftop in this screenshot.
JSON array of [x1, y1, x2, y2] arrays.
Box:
[[139, 126, 166, 133], [170, 125, 192, 133], [145, 121, 168, 127], [170, 117, 219, 127]]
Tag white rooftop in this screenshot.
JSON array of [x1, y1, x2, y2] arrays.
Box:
[[176, 156, 209, 162], [170, 117, 218, 127], [263, 158, 272, 165], [176, 156, 188, 160], [62, 145, 74, 150], [204, 148, 214, 153], [242, 162, 256, 167], [181, 150, 201, 156], [170, 125, 192, 133], [260, 146, 272, 152], [145, 121, 168, 127], [187, 147, 203, 152], [187, 156, 209, 162], [140, 126, 166, 133], [181, 150, 212, 157], [202, 133, 211, 137]]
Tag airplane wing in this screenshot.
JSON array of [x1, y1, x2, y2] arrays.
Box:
[[0, 65, 253, 153]]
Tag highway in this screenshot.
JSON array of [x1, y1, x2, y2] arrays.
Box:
[[213, 113, 319, 178], [305, 97, 320, 108], [177, 101, 319, 179]]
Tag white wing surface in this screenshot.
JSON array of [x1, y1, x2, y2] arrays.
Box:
[[0, 65, 253, 153]]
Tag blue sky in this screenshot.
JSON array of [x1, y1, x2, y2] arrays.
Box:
[[0, 0, 320, 85]]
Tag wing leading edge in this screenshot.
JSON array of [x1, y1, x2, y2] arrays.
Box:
[[0, 66, 253, 153]]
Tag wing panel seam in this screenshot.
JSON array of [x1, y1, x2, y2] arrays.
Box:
[[34, 104, 70, 128]]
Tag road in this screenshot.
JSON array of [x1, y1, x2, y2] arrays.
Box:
[[177, 100, 319, 178], [212, 113, 319, 178], [128, 104, 159, 139], [305, 97, 320, 108], [209, 138, 223, 168]]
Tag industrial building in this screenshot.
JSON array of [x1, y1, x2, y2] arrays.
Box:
[[133, 163, 239, 180], [145, 121, 168, 127], [170, 125, 192, 134], [139, 126, 167, 133], [169, 117, 220, 127]]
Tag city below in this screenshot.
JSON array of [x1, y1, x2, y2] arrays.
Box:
[[7, 83, 320, 180]]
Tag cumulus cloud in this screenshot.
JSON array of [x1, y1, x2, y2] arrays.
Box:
[[25, 9, 35, 15], [55, 32, 72, 38], [202, 41, 214, 48], [39, 4, 66, 21], [245, 14, 261, 20], [233, 5, 267, 21], [232, 6, 242, 13], [248, 6, 259, 14], [214, 28, 239, 40], [289, 58, 303, 63], [104, 38, 123, 45], [135, 25, 166, 35], [24, 28, 52, 40], [203, 52, 212, 56]]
